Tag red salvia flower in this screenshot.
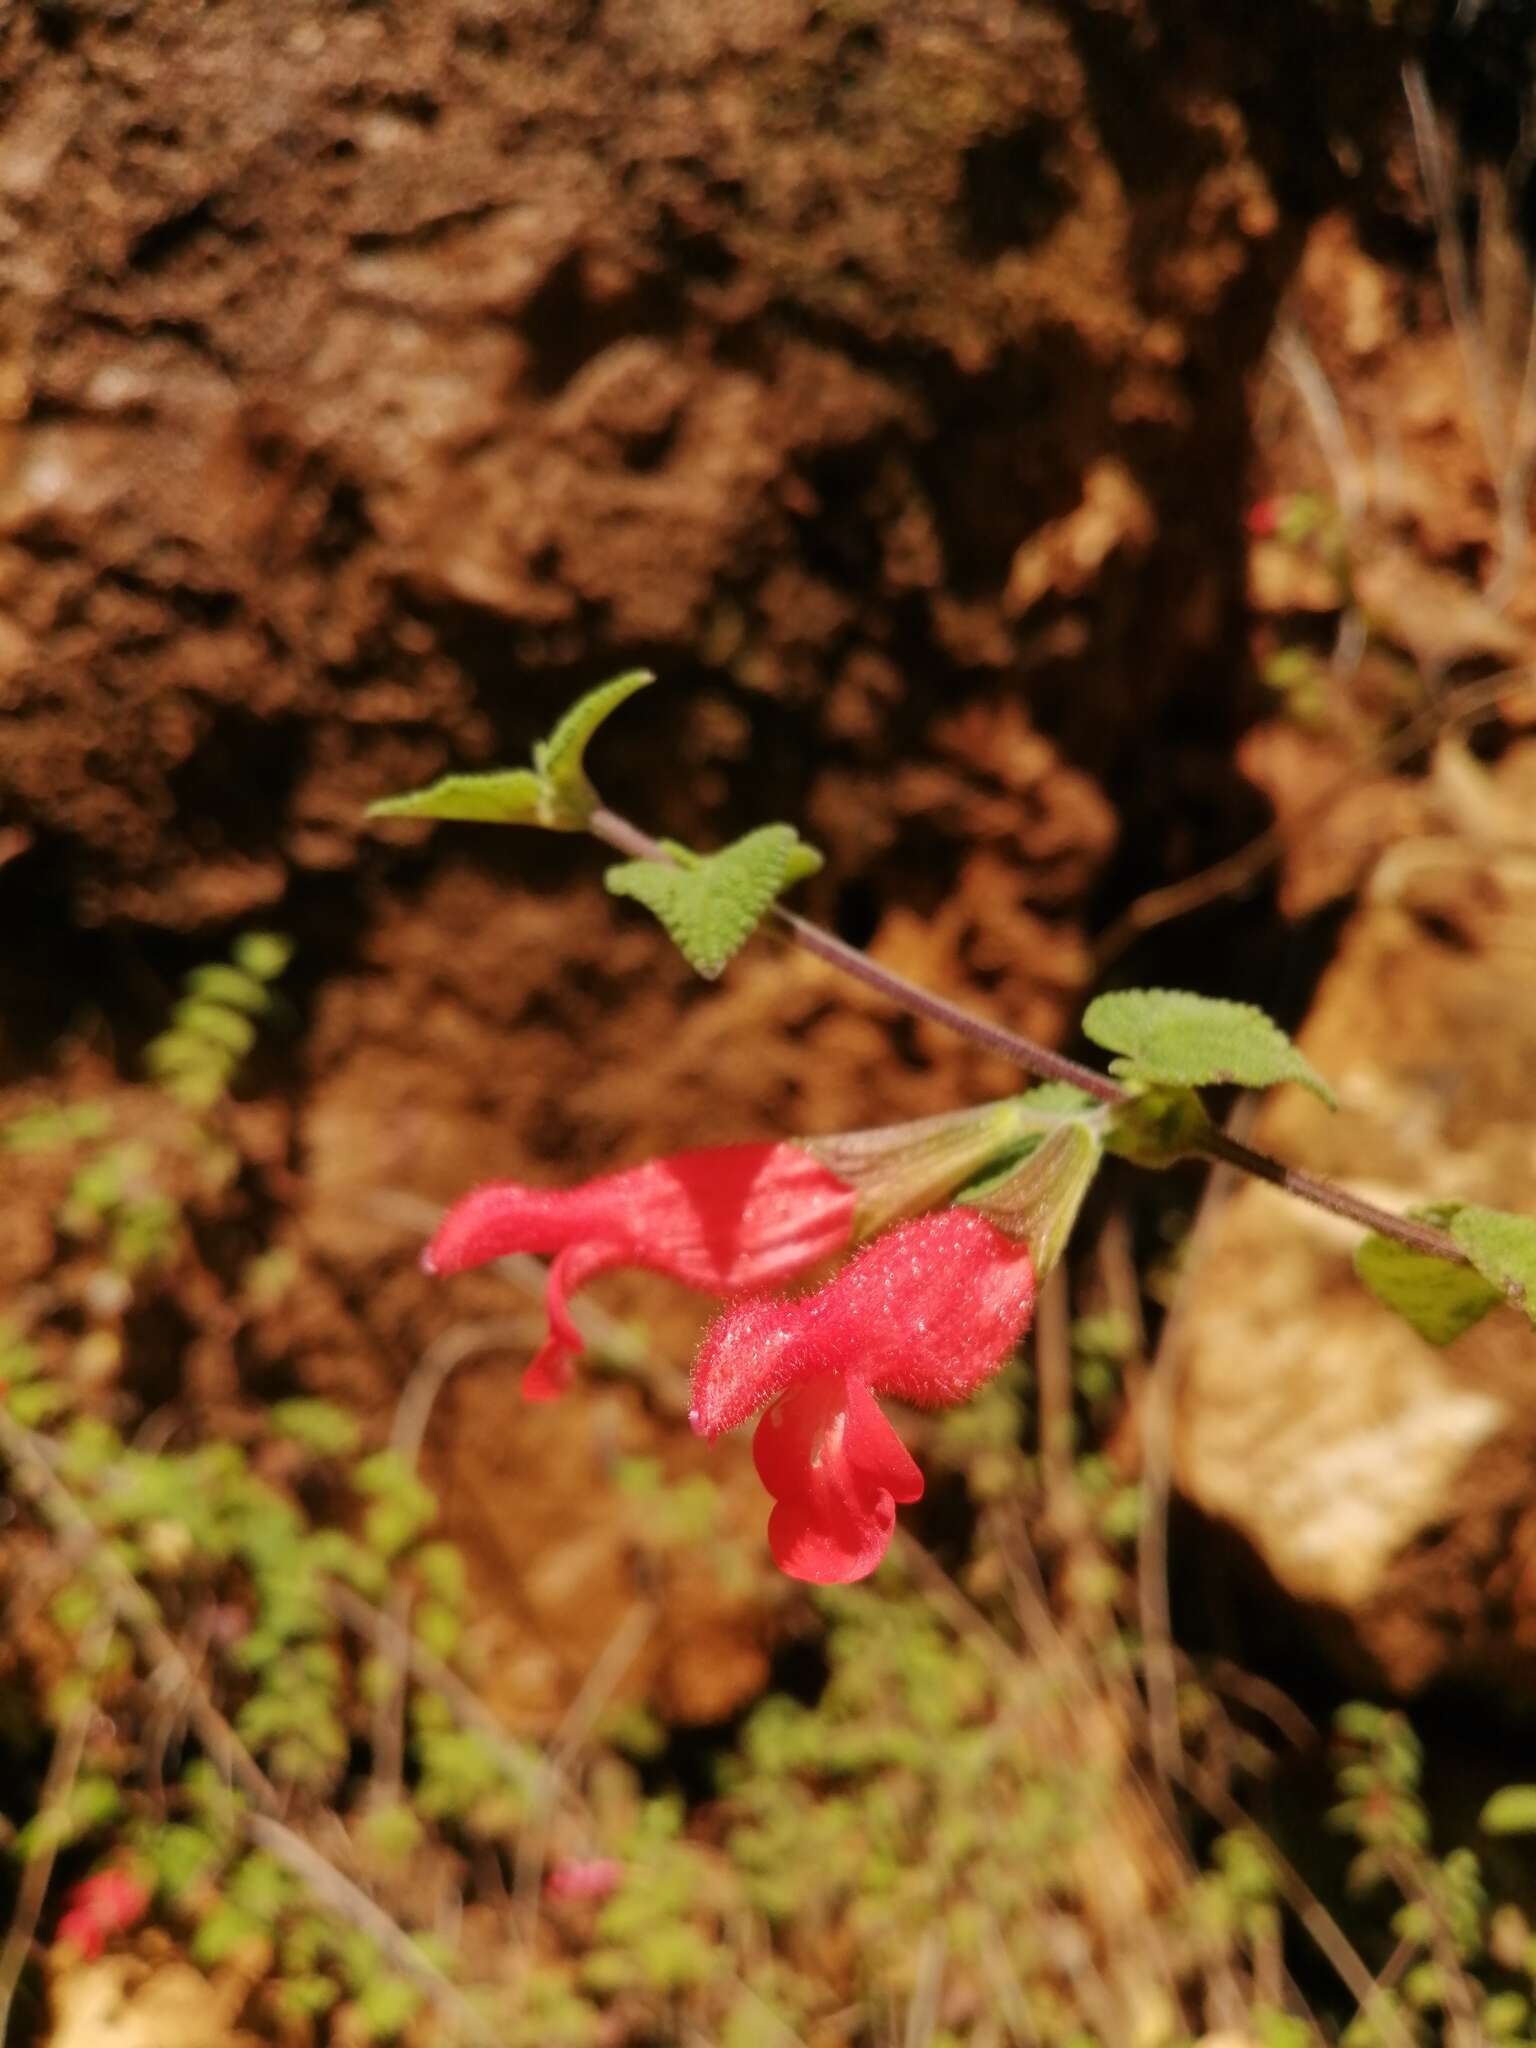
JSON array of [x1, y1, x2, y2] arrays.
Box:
[[424, 1144, 857, 1400], [55, 1868, 150, 1960], [690, 1208, 1037, 1584]]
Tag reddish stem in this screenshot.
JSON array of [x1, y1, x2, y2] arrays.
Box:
[[587, 807, 1463, 1265]]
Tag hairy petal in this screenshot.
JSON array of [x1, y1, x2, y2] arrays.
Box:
[[753, 1375, 922, 1584], [691, 1208, 1035, 1437], [425, 1142, 856, 1402], [425, 1143, 854, 1287], [845, 1208, 1037, 1409], [521, 1239, 628, 1401], [423, 1181, 595, 1276], [689, 1291, 816, 1438]]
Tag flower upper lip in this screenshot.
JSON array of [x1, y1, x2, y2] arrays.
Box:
[[423, 1142, 857, 1400]]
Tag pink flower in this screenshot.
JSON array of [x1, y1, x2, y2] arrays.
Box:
[[690, 1208, 1036, 1584], [424, 1144, 857, 1400], [55, 1868, 150, 1960], [545, 1856, 623, 1902]]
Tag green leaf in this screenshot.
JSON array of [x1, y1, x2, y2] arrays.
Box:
[[369, 669, 657, 835], [50, 1580, 103, 1637], [191, 1901, 267, 1966], [185, 964, 270, 1013], [361, 1802, 425, 1863], [1354, 1231, 1502, 1346], [412, 1541, 466, 1605], [270, 1398, 363, 1459], [1481, 1786, 1536, 1835], [355, 1972, 425, 2039], [232, 932, 293, 982], [67, 1774, 122, 1831], [367, 766, 546, 827], [18, 1806, 74, 1860], [172, 999, 257, 1056], [226, 1851, 293, 1922], [141, 1822, 223, 1896], [533, 668, 655, 815], [1449, 1205, 1536, 1324], [1082, 989, 1336, 1106], [2, 1102, 112, 1154], [415, 1600, 462, 1661], [605, 825, 823, 980], [278, 1974, 341, 2019], [8, 1378, 70, 1427]]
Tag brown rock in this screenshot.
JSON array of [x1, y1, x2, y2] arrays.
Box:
[[1172, 757, 1536, 1693]]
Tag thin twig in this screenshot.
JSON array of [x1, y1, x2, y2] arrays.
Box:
[[1489, 275, 1536, 611], [511, 1602, 654, 1930], [1033, 1266, 1076, 1538], [1273, 319, 1369, 532], [392, 1319, 543, 1472], [1404, 57, 1527, 601], [902, 1927, 949, 2048], [1403, 59, 1506, 488], [588, 807, 1467, 1264], [592, 806, 1122, 1102], [1137, 1101, 1253, 1792], [371, 1319, 538, 1808]]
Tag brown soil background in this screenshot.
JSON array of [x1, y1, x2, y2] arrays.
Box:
[[3, 1, 1535, 1725]]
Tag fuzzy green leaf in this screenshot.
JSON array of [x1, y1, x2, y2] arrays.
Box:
[[370, 670, 656, 834], [1449, 1205, 1536, 1324], [533, 668, 655, 809], [1354, 1229, 1502, 1346], [1082, 989, 1336, 1106], [368, 767, 545, 827], [1480, 1785, 1536, 1835], [605, 825, 823, 979]]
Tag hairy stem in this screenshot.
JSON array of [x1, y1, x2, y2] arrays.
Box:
[[588, 807, 1464, 1265]]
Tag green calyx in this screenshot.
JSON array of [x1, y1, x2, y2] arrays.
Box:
[[958, 1121, 1104, 1278], [808, 1087, 1103, 1244], [1104, 1082, 1214, 1168]]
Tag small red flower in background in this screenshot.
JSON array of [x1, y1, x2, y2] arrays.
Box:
[[55, 1868, 150, 1960], [690, 1208, 1036, 1584], [1246, 497, 1279, 537], [545, 1856, 623, 1902], [424, 1145, 856, 1400]]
